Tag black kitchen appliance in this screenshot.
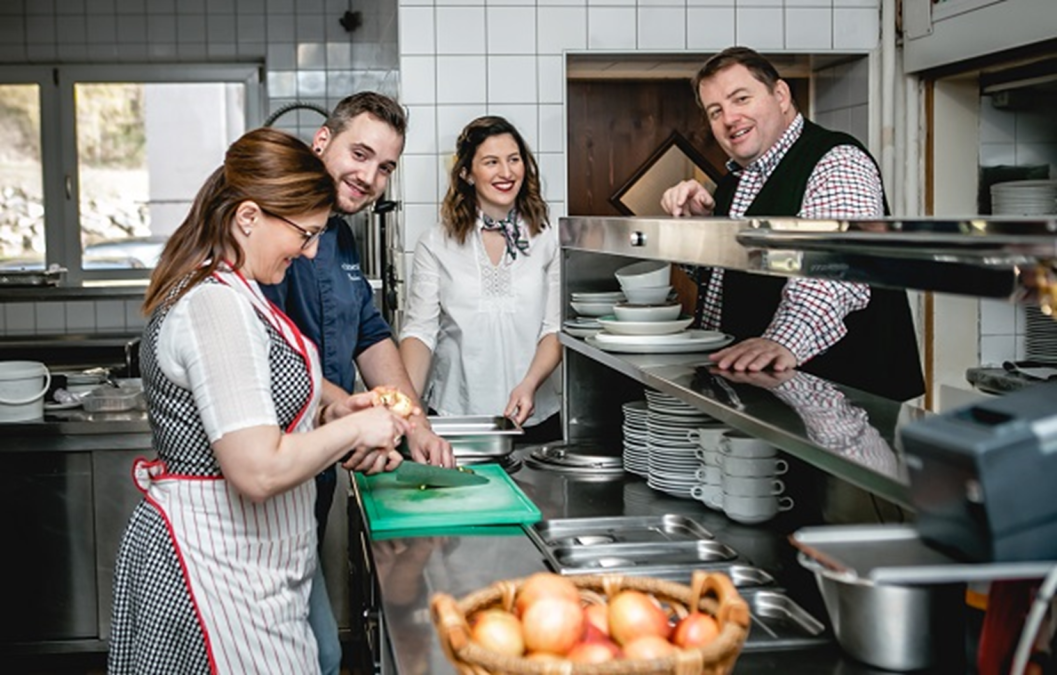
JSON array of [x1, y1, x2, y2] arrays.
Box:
[[900, 380, 1057, 562]]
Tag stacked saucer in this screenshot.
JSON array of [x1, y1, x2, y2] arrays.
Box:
[[569, 290, 625, 318], [644, 390, 718, 498], [991, 180, 1057, 216], [621, 399, 649, 476]]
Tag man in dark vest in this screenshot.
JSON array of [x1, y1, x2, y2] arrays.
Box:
[[660, 46, 924, 402]]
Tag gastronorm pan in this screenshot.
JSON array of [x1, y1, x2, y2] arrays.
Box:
[[739, 589, 829, 652], [425, 415, 523, 460], [543, 540, 740, 575], [645, 564, 777, 590], [526, 515, 714, 549]]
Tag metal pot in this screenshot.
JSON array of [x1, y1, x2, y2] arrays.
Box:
[[799, 553, 966, 671]]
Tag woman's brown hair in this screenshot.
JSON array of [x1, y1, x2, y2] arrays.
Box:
[[142, 127, 336, 314], [440, 116, 549, 245]]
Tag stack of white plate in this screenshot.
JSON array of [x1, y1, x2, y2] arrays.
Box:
[[569, 290, 625, 318], [563, 317, 602, 338], [644, 391, 718, 498], [621, 400, 649, 476], [991, 180, 1057, 216], [1025, 306, 1057, 364]]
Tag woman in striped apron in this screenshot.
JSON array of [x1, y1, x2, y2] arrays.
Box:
[[108, 128, 412, 674]]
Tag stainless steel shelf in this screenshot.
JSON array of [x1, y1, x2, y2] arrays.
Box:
[[560, 215, 1057, 300], [561, 333, 919, 510]]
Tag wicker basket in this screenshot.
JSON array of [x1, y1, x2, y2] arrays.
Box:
[[430, 570, 751, 675]]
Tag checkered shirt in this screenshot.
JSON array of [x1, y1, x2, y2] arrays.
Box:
[[698, 114, 879, 363]]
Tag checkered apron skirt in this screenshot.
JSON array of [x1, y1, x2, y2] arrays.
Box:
[[109, 269, 323, 674]]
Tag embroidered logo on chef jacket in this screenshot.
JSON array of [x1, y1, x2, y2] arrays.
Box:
[[341, 262, 362, 283]]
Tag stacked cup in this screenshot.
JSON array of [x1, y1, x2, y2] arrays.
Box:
[[714, 431, 793, 524], [687, 425, 730, 510]]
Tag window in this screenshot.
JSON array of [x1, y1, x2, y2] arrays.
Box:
[[0, 65, 261, 285]]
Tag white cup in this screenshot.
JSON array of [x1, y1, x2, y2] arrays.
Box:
[[690, 483, 723, 510], [719, 431, 777, 459], [717, 455, 788, 477], [722, 475, 785, 497], [694, 464, 723, 485], [693, 446, 722, 467], [722, 494, 795, 524], [687, 426, 731, 453]]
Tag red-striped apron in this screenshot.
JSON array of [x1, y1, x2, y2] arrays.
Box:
[[134, 266, 323, 674]]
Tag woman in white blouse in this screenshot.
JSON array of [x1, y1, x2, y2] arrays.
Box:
[[400, 116, 562, 442]]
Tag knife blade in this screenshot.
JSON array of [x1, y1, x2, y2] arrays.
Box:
[[393, 462, 489, 488]]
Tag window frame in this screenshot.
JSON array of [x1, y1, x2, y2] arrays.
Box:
[[0, 63, 263, 286]]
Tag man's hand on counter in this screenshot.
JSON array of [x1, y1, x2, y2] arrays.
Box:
[[406, 413, 455, 468]]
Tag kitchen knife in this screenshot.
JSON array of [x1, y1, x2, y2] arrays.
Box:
[[394, 462, 489, 488]]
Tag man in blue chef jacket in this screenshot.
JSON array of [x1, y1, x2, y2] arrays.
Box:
[[262, 91, 454, 675]]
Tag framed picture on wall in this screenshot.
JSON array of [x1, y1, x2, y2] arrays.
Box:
[[609, 131, 723, 217]]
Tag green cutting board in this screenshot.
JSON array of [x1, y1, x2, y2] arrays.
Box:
[[355, 464, 541, 533]]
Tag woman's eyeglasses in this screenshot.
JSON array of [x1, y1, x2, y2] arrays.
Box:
[[263, 210, 325, 250]]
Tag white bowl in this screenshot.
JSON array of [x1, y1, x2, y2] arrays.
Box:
[[621, 285, 673, 305], [570, 301, 616, 317], [614, 261, 671, 289], [612, 302, 682, 322]]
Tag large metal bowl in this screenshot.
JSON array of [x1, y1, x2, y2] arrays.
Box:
[[798, 553, 966, 671]]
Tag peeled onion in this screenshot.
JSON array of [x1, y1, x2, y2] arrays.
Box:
[[516, 573, 581, 616], [470, 609, 525, 657], [622, 634, 676, 660], [521, 596, 584, 655], [607, 590, 672, 646], [672, 612, 719, 649]]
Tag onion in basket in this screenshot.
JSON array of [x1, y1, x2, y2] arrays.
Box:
[[515, 572, 580, 616], [470, 609, 524, 657], [521, 597, 583, 655], [607, 590, 671, 645]]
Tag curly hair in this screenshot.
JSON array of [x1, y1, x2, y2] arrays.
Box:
[[440, 116, 549, 245], [143, 127, 335, 314]]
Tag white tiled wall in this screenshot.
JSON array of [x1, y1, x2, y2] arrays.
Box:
[[977, 98, 1056, 365], [2, 299, 147, 337], [813, 56, 871, 142], [397, 0, 883, 265], [979, 97, 1057, 179]]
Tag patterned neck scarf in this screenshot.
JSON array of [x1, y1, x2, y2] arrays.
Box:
[[480, 208, 529, 262]]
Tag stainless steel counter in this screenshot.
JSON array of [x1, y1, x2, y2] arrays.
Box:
[[360, 450, 961, 675]]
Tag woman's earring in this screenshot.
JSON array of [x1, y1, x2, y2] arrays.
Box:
[[242, 228, 252, 236]]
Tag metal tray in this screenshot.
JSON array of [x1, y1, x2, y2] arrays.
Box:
[[543, 541, 740, 575], [527, 515, 714, 548], [427, 415, 523, 459], [792, 524, 1055, 585], [740, 589, 830, 652], [645, 564, 777, 589]]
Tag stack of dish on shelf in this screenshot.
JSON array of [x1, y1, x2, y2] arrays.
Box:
[[643, 390, 719, 498], [580, 259, 735, 354], [621, 399, 649, 476], [564, 290, 624, 338], [568, 290, 624, 317], [990, 179, 1057, 215], [690, 428, 794, 524]]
